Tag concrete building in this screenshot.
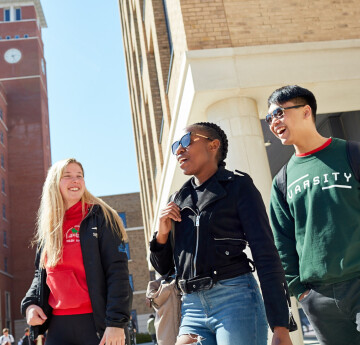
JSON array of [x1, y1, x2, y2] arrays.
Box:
[[118, 1, 360, 343], [0, 0, 51, 339], [100, 192, 153, 333]]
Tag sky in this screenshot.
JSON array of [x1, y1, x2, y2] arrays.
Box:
[[41, 1, 140, 196]]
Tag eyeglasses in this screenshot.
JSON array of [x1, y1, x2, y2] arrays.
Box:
[[171, 132, 213, 155], [265, 105, 306, 124]]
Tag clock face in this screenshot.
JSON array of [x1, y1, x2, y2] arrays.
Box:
[[4, 48, 22, 64]]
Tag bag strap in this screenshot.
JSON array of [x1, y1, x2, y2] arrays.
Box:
[[346, 140, 360, 182], [284, 282, 298, 332], [275, 162, 289, 204], [169, 192, 178, 250], [168, 192, 178, 278]]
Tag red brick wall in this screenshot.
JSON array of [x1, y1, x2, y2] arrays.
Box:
[[21, 5, 37, 20], [0, 84, 11, 330], [180, 0, 360, 49], [0, 21, 41, 40], [0, 6, 51, 324]]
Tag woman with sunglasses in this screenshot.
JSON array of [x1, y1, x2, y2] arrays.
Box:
[[150, 122, 293, 345], [21, 158, 132, 345]]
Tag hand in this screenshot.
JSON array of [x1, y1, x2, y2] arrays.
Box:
[[272, 327, 293, 345], [299, 289, 310, 301], [145, 297, 152, 308], [99, 327, 125, 345], [156, 202, 181, 244], [26, 305, 47, 326]]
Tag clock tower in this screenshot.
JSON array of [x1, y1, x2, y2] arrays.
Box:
[[0, 0, 51, 336]]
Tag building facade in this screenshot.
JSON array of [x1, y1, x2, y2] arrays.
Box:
[[100, 192, 153, 333], [119, 1, 360, 343], [0, 0, 50, 339]]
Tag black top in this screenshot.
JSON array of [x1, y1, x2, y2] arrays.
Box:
[[150, 167, 290, 331]]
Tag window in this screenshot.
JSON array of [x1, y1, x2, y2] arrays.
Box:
[[6, 36, 10, 40], [4, 257, 8, 272], [5, 291, 11, 329], [162, 0, 174, 93], [24, 34, 29, 38], [2, 178, 5, 193], [15, 35, 19, 39], [149, 271, 156, 281], [142, 0, 146, 21], [4, 9, 10, 22], [0, 132, 3, 144], [159, 116, 164, 144], [15, 8, 21, 21], [118, 212, 127, 228], [0, 109, 3, 120], [1, 154, 4, 169], [2, 204, 6, 219], [3, 231, 7, 246], [129, 274, 134, 290]]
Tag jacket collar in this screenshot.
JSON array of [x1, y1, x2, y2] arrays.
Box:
[[175, 167, 234, 212]]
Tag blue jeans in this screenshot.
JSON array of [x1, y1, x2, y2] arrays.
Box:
[[178, 273, 268, 345]]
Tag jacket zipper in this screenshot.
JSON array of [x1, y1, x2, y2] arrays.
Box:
[[214, 237, 248, 246], [181, 206, 200, 277]]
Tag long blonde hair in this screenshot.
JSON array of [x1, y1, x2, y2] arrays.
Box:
[[36, 158, 127, 268]]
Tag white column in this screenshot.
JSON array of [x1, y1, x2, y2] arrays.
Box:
[[206, 97, 272, 204], [206, 97, 304, 345]]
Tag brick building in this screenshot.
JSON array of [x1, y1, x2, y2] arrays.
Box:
[[100, 192, 153, 333], [0, 0, 50, 339], [119, 1, 360, 343]]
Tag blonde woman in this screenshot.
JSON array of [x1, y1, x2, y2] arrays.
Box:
[[21, 158, 132, 345]]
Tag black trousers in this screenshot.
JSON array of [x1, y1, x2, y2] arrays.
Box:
[[45, 313, 100, 345], [300, 277, 360, 345]]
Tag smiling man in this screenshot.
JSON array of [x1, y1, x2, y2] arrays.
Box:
[[267, 85, 360, 345]]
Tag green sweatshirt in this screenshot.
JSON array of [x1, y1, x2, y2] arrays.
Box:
[[270, 138, 360, 300]]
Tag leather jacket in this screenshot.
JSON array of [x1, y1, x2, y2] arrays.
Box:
[[21, 205, 132, 340], [150, 167, 290, 330]]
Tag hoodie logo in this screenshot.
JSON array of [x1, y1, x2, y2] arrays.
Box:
[[65, 225, 80, 243]]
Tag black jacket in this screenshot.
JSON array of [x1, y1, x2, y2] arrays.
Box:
[[150, 167, 290, 330], [20, 335, 34, 345], [21, 205, 132, 340]]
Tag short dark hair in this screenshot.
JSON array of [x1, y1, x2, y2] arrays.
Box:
[[188, 122, 228, 167], [267, 85, 317, 122]]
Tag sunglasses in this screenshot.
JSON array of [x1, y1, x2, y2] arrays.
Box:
[[265, 105, 306, 124], [171, 132, 213, 155]]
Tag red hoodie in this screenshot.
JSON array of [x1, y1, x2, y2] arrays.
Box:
[[46, 201, 93, 315]]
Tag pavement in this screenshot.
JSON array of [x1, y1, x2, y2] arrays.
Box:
[[303, 329, 320, 345]]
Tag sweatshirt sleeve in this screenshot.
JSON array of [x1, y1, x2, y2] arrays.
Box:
[[270, 178, 308, 300], [236, 174, 290, 331]]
